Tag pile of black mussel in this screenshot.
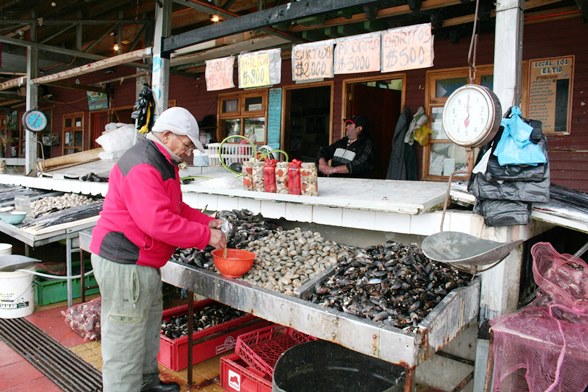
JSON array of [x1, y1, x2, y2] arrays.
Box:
[[307, 241, 472, 330], [160, 303, 245, 339], [170, 209, 281, 269]]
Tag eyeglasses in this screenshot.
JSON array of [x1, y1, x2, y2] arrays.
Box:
[[173, 133, 195, 153]]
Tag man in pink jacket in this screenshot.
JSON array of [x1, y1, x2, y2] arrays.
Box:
[[90, 107, 226, 392]]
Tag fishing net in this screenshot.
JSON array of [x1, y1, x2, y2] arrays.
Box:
[[490, 242, 588, 392]]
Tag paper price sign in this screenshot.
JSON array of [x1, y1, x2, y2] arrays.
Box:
[[239, 52, 270, 88], [205, 57, 235, 91], [334, 33, 381, 75], [292, 40, 334, 81], [382, 23, 434, 72]]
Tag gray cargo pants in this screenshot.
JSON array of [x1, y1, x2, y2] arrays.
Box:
[[91, 253, 163, 392]]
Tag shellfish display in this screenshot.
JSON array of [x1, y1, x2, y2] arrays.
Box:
[[172, 209, 471, 329], [160, 302, 245, 339]]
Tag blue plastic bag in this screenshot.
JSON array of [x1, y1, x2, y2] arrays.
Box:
[[493, 107, 547, 166]]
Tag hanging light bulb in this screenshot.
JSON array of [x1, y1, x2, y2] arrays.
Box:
[[209, 14, 221, 23], [113, 43, 120, 52]]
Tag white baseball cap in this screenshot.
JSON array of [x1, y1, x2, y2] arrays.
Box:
[[152, 107, 205, 153]]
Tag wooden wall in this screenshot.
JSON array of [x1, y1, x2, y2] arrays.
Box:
[[41, 17, 588, 191]]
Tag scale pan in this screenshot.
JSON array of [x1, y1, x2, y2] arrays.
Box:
[[0, 255, 41, 272], [421, 231, 523, 268]]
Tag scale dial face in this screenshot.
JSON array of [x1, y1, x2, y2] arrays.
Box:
[[22, 110, 48, 133], [442, 84, 502, 148]]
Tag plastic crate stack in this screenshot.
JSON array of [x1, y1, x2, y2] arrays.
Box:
[[220, 324, 316, 392], [207, 143, 255, 167]]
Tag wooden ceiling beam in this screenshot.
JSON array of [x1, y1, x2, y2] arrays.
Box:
[[288, 0, 462, 32], [164, 0, 382, 53]]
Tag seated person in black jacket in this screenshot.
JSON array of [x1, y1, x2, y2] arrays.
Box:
[[317, 115, 375, 178]]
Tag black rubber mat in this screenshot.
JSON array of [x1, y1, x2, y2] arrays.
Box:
[[0, 317, 102, 392]]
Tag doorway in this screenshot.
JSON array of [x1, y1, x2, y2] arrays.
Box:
[[345, 77, 403, 179], [283, 85, 332, 162]]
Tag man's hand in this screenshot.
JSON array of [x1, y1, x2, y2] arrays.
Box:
[[209, 228, 227, 249], [208, 219, 224, 230]]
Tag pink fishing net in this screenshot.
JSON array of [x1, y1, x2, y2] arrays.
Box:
[[490, 242, 588, 392]]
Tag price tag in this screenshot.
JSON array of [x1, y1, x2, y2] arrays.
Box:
[[239, 52, 271, 88], [205, 57, 235, 91], [334, 32, 381, 75], [291, 40, 334, 81], [381, 23, 434, 72]]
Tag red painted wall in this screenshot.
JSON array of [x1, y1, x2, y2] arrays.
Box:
[[42, 17, 588, 191]]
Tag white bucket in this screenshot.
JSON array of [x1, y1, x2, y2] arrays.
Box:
[[0, 243, 13, 255], [0, 266, 35, 318]]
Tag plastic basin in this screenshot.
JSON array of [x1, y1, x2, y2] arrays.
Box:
[[211, 248, 256, 278], [0, 211, 27, 225]]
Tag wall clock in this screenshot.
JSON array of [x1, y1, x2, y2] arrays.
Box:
[[442, 84, 502, 148], [22, 110, 48, 133]]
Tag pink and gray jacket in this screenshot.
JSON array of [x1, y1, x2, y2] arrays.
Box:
[[90, 138, 213, 269]]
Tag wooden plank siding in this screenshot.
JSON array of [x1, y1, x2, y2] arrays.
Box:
[[37, 17, 587, 191]]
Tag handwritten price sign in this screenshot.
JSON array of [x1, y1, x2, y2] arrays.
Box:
[[382, 23, 434, 72], [334, 32, 381, 75], [239, 52, 270, 88], [292, 40, 334, 81], [205, 57, 235, 91]]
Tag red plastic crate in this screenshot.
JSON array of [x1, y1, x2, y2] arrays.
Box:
[[220, 352, 272, 392], [234, 324, 316, 377], [157, 299, 268, 371]]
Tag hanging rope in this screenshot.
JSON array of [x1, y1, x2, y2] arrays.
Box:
[[467, 0, 482, 84]]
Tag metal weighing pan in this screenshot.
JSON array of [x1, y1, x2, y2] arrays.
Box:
[[0, 255, 41, 272], [421, 231, 523, 274]]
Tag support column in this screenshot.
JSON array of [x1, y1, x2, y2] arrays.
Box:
[[473, 1, 525, 390], [25, 22, 39, 176], [151, 0, 172, 118]]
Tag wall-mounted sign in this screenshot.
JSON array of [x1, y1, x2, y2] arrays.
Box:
[[381, 23, 434, 73], [205, 56, 235, 91], [527, 55, 574, 134], [291, 39, 334, 81], [239, 49, 281, 89], [87, 91, 109, 111], [334, 32, 381, 75]]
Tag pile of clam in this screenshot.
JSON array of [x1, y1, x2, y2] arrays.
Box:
[[160, 302, 245, 339], [30, 193, 96, 218], [241, 227, 354, 296], [307, 241, 471, 330]]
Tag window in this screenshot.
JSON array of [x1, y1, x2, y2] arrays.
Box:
[[63, 112, 84, 155], [423, 66, 494, 180], [218, 90, 267, 145]]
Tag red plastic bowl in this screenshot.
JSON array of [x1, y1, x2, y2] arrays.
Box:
[[211, 248, 256, 278]]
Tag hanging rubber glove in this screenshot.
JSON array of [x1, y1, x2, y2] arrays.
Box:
[[131, 84, 155, 133]]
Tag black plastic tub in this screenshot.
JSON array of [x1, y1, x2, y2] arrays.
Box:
[[272, 340, 405, 392]]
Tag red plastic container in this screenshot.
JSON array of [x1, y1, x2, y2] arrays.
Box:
[[220, 352, 272, 392], [235, 324, 316, 377], [157, 299, 267, 371]]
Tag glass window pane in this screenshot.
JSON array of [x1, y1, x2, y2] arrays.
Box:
[[222, 99, 239, 114], [435, 78, 467, 98], [65, 118, 72, 128], [481, 75, 493, 89], [221, 119, 241, 139], [428, 143, 470, 176], [244, 96, 263, 112], [430, 107, 447, 140], [244, 117, 266, 144], [74, 131, 83, 147]]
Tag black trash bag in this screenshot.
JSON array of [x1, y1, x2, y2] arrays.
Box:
[[473, 199, 531, 226], [131, 83, 155, 134], [469, 163, 550, 203]]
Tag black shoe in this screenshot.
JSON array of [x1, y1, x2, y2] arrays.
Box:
[[141, 381, 180, 392]]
